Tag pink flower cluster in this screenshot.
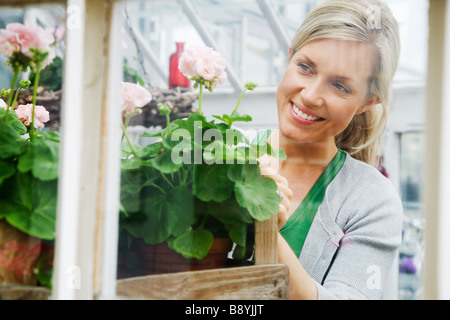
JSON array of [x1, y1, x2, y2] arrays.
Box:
[[0, 22, 56, 68], [16, 104, 50, 129], [178, 46, 227, 87], [121, 82, 152, 115]]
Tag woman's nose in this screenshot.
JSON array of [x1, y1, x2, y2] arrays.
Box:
[[300, 79, 325, 107]]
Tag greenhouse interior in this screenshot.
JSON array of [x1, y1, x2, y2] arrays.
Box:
[[0, 0, 449, 302]]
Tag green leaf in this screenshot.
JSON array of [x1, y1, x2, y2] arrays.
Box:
[[121, 141, 151, 158], [120, 157, 154, 170], [0, 118, 27, 159], [17, 134, 59, 181], [163, 128, 192, 151], [230, 110, 252, 122], [120, 165, 158, 194], [0, 109, 27, 136], [140, 130, 166, 138], [0, 159, 16, 186], [168, 229, 214, 259], [208, 198, 253, 224], [141, 142, 164, 157], [0, 172, 57, 240], [193, 164, 233, 202], [169, 113, 216, 141], [212, 112, 252, 127], [150, 149, 183, 174], [227, 163, 247, 183], [224, 222, 247, 247], [122, 185, 194, 244], [205, 140, 249, 164], [232, 245, 246, 260], [230, 164, 280, 221]]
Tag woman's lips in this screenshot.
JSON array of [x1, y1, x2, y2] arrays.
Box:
[[290, 102, 324, 124]]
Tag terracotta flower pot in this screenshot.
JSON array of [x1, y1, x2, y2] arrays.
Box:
[[133, 238, 233, 277], [0, 220, 41, 285]]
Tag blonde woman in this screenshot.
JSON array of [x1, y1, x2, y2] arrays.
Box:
[[259, 0, 403, 299]]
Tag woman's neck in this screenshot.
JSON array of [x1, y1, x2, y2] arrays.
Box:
[[270, 129, 338, 172]]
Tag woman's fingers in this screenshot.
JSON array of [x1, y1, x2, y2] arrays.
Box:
[[259, 158, 293, 230], [278, 203, 289, 230]]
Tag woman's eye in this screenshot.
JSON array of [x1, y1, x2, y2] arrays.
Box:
[[298, 63, 311, 73], [333, 82, 351, 94]]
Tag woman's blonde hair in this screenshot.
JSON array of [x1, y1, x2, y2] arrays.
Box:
[[290, 0, 400, 166]]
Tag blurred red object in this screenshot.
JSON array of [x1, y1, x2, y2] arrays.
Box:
[[377, 156, 389, 178], [169, 42, 190, 89]]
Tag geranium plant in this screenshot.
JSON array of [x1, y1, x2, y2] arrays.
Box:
[[119, 46, 284, 263], [0, 22, 59, 288]]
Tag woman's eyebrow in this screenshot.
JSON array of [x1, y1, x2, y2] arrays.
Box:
[[333, 75, 356, 87], [298, 54, 317, 69], [298, 53, 357, 87]]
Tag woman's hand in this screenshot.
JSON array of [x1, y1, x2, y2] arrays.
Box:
[[258, 155, 292, 230]]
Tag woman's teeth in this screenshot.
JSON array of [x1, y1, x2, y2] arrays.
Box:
[[292, 104, 320, 121]]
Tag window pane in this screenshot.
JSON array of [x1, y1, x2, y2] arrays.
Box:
[[398, 132, 425, 300], [0, 3, 66, 299], [114, 0, 429, 300], [116, 1, 283, 299]]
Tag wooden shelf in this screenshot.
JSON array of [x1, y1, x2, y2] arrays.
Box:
[[116, 216, 289, 300], [0, 285, 50, 300], [116, 264, 288, 300]]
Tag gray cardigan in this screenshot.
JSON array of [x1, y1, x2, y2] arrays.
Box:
[[299, 153, 403, 300]]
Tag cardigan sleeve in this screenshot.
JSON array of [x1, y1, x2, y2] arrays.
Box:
[[314, 172, 403, 300]]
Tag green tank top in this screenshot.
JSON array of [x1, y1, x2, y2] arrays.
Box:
[[252, 129, 346, 258], [280, 149, 346, 258]]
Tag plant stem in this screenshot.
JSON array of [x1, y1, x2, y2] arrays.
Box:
[[150, 182, 167, 194], [198, 214, 208, 230], [166, 114, 171, 134], [233, 87, 248, 114], [4, 69, 19, 121], [10, 87, 22, 112], [121, 121, 137, 156], [198, 84, 203, 116], [30, 64, 41, 140], [121, 114, 131, 142], [160, 173, 174, 188]]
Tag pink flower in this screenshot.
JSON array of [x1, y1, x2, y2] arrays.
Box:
[[0, 39, 19, 57], [0, 22, 56, 68], [45, 26, 65, 41], [16, 104, 50, 129], [0, 99, 7, 109], [178, 46, 227, 86], [121, 82, 152, 115]]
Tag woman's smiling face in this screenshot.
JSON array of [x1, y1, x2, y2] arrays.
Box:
[[277, 38, 380, 146]]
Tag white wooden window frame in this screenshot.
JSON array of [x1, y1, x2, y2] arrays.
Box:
[[1, 0, 449, 300], [423, 0, 450, 300], [50, 0, 125, 300]]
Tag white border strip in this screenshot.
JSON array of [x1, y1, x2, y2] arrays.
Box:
[[52, 0, 85, 300], [98, 0, 124, 299], [437, 0, 450, 300]]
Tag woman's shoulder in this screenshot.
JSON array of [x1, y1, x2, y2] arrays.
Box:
[[333, 152, 403, 212], [341, 152, 396, 190]]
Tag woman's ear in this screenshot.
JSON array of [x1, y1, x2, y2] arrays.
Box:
[[355, 95, 380, 115]]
